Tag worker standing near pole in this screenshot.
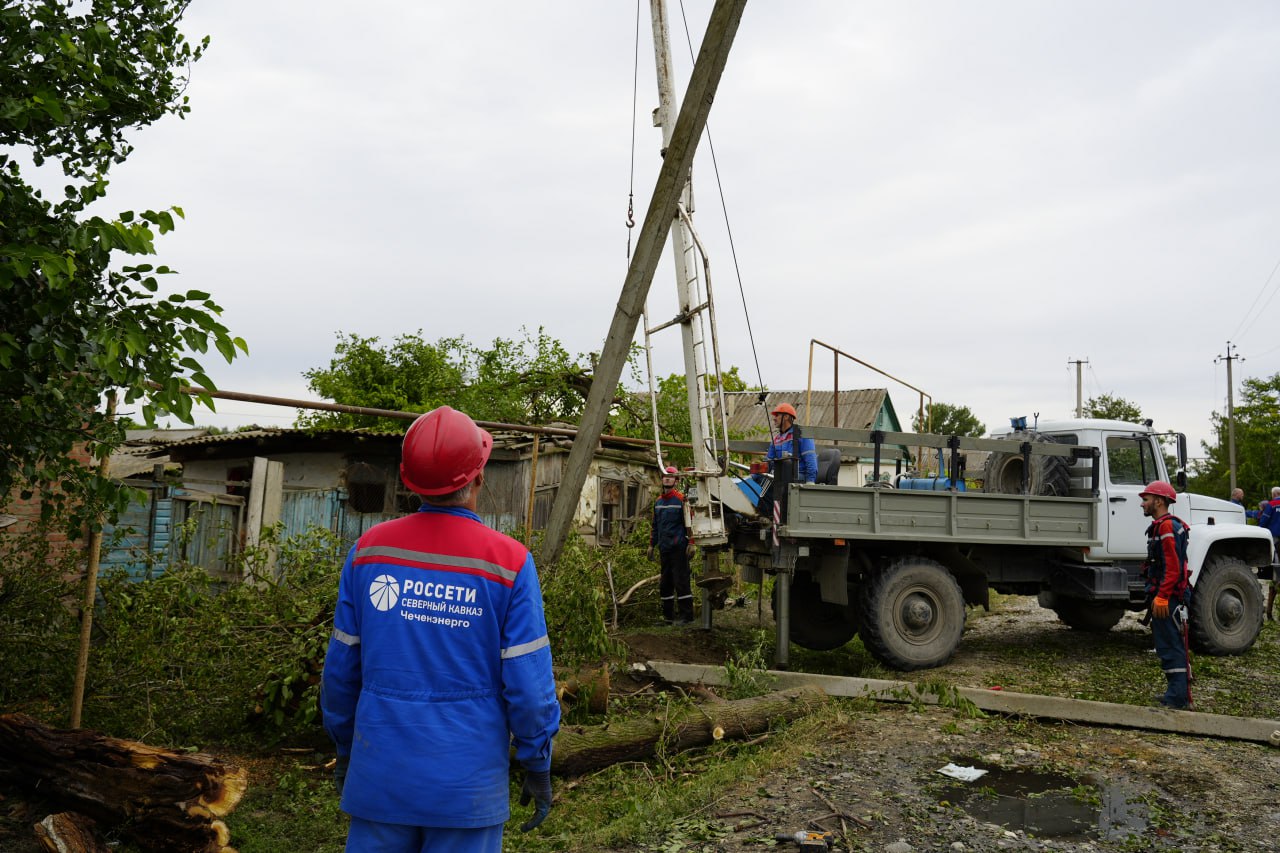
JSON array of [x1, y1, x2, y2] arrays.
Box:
[[321, 406, 560, 851], [1139, 481, 1193, 710], [650, 466, 694, 625]]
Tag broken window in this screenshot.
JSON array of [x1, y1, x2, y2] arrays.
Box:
[[597, 478, 623, 546]]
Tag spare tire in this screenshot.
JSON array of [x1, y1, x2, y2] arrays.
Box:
[[983, 430, 1071, 496]]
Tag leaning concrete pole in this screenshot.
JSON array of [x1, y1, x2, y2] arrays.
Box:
[[539, 0, 748, 568]]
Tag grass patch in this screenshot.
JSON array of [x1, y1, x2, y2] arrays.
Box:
[[507, 701, 864, 852]]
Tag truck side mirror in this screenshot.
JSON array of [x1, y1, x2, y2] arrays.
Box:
[[1176, 434, 1187, 491]]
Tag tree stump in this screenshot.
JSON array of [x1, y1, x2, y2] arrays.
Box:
[[551, 685, 827, 776], [0, 713, 247, 853]]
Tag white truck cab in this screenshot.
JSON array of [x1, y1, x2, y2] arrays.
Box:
[[991, 417, 1272, 655]]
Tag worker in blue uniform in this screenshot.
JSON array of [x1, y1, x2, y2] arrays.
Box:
[[650, 466, 694, 624], [766, 403, 817, 484], [321, 406, 560, 852]]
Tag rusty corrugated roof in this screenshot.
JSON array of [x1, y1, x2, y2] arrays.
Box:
[[722, 389, 900, 438]]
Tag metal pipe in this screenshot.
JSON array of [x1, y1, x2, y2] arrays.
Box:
[[807, 339, 933, 469], [146, 381, 692, 449]]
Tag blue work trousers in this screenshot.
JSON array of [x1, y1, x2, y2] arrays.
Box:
[[1152, 614, 1190, 709], [346, 818, 503, 853]]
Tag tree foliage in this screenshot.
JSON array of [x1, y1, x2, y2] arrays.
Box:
[[608, 366, 755, 467], [299, 328, 616, 431], [1084, 393, 1143, 422], [1190, 373, 1280, 501], [1, 0, 246, 530], [911, 401, 985, 437]]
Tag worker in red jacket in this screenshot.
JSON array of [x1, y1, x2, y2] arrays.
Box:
[[1139, 481, 1192, 710]]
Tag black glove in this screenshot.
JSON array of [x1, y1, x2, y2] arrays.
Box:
[[333, 754, 349, 797], [518, 768, 552, 832]]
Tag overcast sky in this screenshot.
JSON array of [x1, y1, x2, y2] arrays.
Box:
[[83, 1, 1280, 460]]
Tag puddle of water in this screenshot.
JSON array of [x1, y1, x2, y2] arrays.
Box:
[[934, 759, 1147, 841]]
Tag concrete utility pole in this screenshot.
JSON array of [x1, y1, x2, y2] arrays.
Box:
[[1068, 357, 1088, 418], [1216, 342, 1242, 492], [539, 0, 748, 569]]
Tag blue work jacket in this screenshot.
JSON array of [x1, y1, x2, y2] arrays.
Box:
[[651, 489, 688, 552], [321, 504, 560, 828], [1259, 498, 1280, 537], [766, 428, 818, 484]]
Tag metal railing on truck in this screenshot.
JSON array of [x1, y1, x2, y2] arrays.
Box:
[[728, 426, 1101, 496], [726, 426, 1103, 547]]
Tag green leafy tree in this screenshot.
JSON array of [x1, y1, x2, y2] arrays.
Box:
[[1190, 373, 1280, 501], [609, 367, 754, 467], [1084, 394, 1143, 422], [912, 401, 985, 437], [299, 328, 613, 430], [1, 0, 247, 531]]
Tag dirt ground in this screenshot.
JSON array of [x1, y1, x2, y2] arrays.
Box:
[[613, 595, 1280, 852]]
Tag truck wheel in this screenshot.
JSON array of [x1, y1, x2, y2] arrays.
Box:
[[776, 573, 857, 651], [858, 558, 965, 670], [1051, 600, 1125, 632], [1189, 555, 1263, 655], [982, 430, 1070, 496]]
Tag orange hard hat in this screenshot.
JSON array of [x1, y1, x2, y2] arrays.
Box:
[[771, 403, 797, 418], [400, 406, 493, 496], [1139, 481, 1177, 503]]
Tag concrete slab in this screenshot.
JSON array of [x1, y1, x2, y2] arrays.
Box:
[[645, 661, 1280, 746]]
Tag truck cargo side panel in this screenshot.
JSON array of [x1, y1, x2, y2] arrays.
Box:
[[782, 485, 1099, 547]]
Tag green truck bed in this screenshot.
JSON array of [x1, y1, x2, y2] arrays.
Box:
[[780, 484, 1101, 547]]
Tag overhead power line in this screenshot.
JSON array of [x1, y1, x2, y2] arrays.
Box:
[[1231, 254, 1280, 345]]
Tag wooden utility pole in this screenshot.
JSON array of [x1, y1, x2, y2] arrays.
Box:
[[1216, 342, 1242, 492], [70, 393, 115, 728], [539, 0, 749, 568], [1068, 357, 1088, 417]]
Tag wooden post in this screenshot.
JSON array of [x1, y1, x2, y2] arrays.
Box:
[[70, 394, 114, 729], [245, 456, 284, 576], [540, 0, 749, 568], [524, 433, 541, 540]]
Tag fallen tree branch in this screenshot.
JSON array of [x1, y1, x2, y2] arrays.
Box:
[[551, 686, 827, 777], [617, 574, 660, 606]]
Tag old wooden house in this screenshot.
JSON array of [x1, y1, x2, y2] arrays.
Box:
[[101, 426, 659, 578]]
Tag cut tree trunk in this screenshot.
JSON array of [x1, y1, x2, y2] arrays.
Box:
[[0, 713, 247, 853], [556, 665, 611, 715], [551, 686, 827, 777]]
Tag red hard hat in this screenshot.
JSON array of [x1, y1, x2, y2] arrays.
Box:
[[771, 403, 797, 418], [1139, 481, 1177, 502], [663, 466, 678, 475], [400, 406, 493, 496]]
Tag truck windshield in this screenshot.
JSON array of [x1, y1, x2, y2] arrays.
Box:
[[1106, 435, 1159, 485]]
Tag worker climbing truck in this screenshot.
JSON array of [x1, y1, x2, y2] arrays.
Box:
[[691, 417, 1272, 671]]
